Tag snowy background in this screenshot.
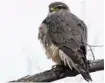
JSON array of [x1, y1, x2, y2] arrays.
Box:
[[0, 0, 104, 83]]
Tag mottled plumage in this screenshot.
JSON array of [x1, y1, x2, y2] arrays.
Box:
[[38, 2, 92, 81]]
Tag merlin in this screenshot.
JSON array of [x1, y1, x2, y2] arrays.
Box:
[[38, 2, 92, 82]]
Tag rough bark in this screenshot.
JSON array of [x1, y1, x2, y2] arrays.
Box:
[[10, 59, 104, 82]]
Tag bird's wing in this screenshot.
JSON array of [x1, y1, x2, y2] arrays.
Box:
[[43, 11, 88, 69], [42, 11, 92, 81], [45, 12, 87, 52], [70, 13, 87, 44]]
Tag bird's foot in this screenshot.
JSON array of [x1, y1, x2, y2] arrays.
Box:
[[52, 65, 66, 69]]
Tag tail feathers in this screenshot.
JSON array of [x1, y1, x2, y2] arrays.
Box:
[[79, 68, 92, 82]]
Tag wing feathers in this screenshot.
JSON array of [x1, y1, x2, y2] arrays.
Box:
[[42, 10, 92, 81]]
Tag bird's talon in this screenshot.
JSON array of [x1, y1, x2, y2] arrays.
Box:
[[52, 65, 65, 69]]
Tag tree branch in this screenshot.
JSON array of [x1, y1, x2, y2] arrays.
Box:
[[10, 59, 104, 82]]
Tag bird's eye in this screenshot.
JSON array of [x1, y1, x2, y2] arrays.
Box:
[[50, 7, 57, 12], [57, 5, 63, 9]]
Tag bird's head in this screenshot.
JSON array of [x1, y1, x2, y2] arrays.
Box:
[[49, 2, 69, 13]]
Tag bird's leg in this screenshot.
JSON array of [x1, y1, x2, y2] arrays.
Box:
[[52, 61, 65, 69], [52, 64, 66, 69]]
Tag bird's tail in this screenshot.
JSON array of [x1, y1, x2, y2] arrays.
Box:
[[78, 67, 92, 82]]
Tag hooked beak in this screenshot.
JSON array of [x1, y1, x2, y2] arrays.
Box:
[[50, 7, 56, 12]]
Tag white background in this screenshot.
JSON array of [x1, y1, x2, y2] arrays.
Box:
[[0, 0, 104, 83]]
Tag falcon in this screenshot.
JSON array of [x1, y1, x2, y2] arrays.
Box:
[[38, 2, 92, 81]]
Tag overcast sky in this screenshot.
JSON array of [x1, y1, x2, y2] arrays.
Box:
[[0, 0, 104, 83]]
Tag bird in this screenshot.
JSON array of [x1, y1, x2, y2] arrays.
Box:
[[38, 2, 92, 82]]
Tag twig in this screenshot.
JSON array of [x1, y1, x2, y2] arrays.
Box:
[[87, 44, 95, 60], [89, 45, 104, 47]]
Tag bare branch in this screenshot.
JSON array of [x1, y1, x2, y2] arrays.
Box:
[[10, 59, 104, 82]]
